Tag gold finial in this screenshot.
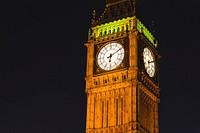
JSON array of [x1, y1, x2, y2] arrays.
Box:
[[92, 10, 96, 20], [92, 10, 96, 24], [88, 28, 91, 40], [133, 0, 136, 14], [151, 20, 156, 36]]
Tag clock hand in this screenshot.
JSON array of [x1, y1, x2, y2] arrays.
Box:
[[107, 47, 122, 62], [112, 47, 123, 56], [107, 53, 112, 62], [148, 61, 154, 63], [109, 56, 111, 62]]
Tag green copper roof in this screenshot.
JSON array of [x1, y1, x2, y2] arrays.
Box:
[[136, 19, 157, 47], [90, 17, 157, 47]]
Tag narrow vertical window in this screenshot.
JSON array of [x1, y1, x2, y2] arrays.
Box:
[[116, 98, 118, 126], [121, 98, 123, 124], [102, 101, 104, 128], [106, 100, 109, 127], [94, 96, 96, 127]]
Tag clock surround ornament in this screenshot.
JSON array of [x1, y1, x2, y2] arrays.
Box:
[[97, 42, 124, 71], [143, 47, 156, 77]]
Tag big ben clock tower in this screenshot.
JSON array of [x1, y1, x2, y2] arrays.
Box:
[[85, 0, 160, 133]]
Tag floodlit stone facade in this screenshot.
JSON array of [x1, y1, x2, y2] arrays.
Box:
[[85, 0, 160, 132]]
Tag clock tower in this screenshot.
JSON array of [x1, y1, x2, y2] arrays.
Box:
[[85, 0, 160, 133]]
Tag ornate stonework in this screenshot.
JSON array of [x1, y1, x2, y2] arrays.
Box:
[[85, 0, 160, 133]]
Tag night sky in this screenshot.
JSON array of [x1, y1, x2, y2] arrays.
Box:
[[0, 0, 200, 133]]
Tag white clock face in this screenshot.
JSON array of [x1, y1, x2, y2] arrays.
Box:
[[143, 47, 155, 77], [97, 42, 124, 71]]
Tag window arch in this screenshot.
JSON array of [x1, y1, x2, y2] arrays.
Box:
[[99, 31, 102, 36], [122, 26, 124, 31], [104, 30, 107, 35], [117, 27, 120, 32]]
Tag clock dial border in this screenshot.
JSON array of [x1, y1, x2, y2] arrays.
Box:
[[142, 47, 156, 77], [96, 42, 125, 71], [93, 38, 129, 74]]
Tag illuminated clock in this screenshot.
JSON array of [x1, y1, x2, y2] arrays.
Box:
[[97, 42, 124, 71], [143, 47, 155, 77]]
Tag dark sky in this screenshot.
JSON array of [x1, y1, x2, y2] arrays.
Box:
[[0, 0, 200, 133]]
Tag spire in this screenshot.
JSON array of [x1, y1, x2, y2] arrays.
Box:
[[151, 20, 156, 36], [92, 0, 137, 26], [91, 10, 96, 25]]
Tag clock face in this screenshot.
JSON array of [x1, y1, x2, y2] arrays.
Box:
[[97, 42, 125, 71], [143, 47, 155, 77]]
